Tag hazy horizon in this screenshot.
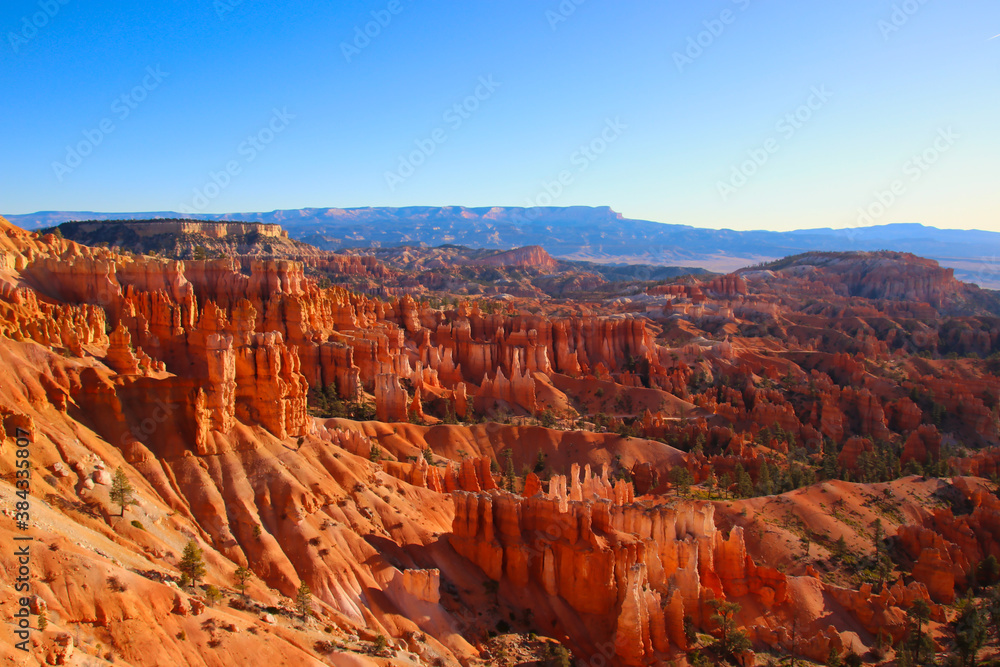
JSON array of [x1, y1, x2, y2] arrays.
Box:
[[6, 204, 1000, 238]]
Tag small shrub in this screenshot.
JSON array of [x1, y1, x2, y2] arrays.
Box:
[[204, 585, 223, 606], [315, 639, 338, 654], [228, 596, 252, 611], [130, 519, 144, 530], [545, 644, 572, 667]]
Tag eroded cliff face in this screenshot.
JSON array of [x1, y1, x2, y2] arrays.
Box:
[[447, 470, 944, 666], [450, 487, 718, 664], [894, 477, 1000, 605]]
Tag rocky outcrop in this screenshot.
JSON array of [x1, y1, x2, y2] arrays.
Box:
[[473, 245, 558, 270], [400, 569, 441, 604], [375, 374, 408, 423], [901, 425, 942, 466], [451, 486, 788, 665]]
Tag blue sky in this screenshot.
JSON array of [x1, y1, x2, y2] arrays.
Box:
[[2, 0, 998, 232]]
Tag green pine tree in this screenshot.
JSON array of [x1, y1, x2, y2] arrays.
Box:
[[953, 594, 986, 667], [734, 463, 753, 498], [179, 540, 206, 588], [907, 598, 931, 664], [234, 565, 253, 599], [109, 466, 135, 517], [755, 462, 775, 496], [295, 580, 312, 620]]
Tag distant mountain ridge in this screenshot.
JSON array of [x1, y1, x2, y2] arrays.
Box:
[[8, 206, 1000, 287]]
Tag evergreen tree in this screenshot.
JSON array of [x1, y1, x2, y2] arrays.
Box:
[[907, 598, 932, 664], [719, 472, 733, 500], [872, 518, 884, 554], [706, 468, 717, 499], [978, 555, 1000, 587], [295, 581, 312, 620], [755, 462, 775, 497], [833, 536, 848, 560], [953, 593, 986, 667], [670, 466, 693, 496], [822, 438, 840, 480], [109, 467, 135, 517], [502, 449, 517, 491], [709, 599, 751, 657], [204, 585, 223, 606], [534, 449, 547, 473], [234, 565, 253, 599], [179, 540, 206, 588], [734, 463, 753, 498], [871, 517, 893, 583]]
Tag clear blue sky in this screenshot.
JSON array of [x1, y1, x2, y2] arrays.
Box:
[[3, 0, 998, 232]]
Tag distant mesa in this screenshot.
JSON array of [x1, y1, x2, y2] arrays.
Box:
[[45, 218, 314, 260], [63, 218, 289, 239], [470, 245, 558, 270]]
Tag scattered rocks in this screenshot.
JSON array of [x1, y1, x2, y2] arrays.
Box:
[[172, 594, 189, 616], [29, 594, 47, 614]]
